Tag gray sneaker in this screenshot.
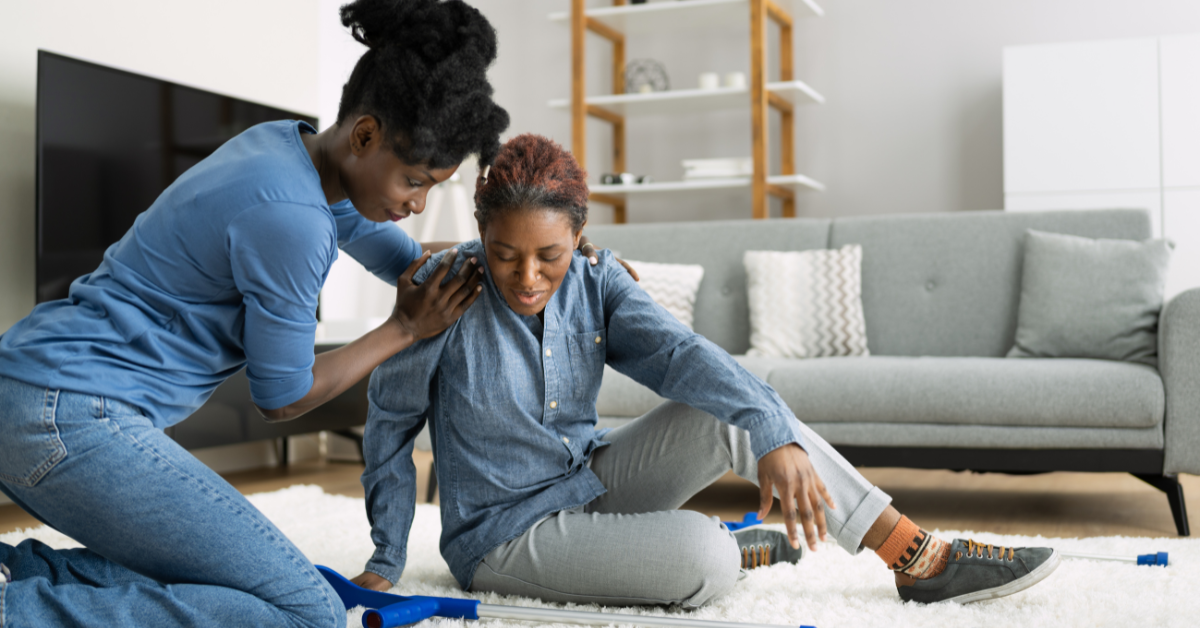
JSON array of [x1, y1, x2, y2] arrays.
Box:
[[733, 528, 805, 570], [897, 539, 1060, 604]]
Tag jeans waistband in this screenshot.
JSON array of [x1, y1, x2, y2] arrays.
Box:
[[0, 374, 145, 420]]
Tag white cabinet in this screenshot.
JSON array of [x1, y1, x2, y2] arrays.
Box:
[[1162, 34, 1200, 188], [1004, 34, 1200, 297], [1003, 38, 1161, 195], [1162, 34, 1200, 296], [1165, 190, 1200, 299]]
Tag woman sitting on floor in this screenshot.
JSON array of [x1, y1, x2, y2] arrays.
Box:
[[350, 134, 1060, 607]]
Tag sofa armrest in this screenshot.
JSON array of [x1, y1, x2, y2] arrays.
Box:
[[1161, 287, 1200, 475]]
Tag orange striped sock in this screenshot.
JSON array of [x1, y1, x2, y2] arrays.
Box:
[[874, 516, 950, 579]]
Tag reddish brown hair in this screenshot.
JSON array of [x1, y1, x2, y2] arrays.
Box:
[[473, 134, 588, 230]]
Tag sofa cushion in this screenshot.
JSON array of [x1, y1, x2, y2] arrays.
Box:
[[766, 357, 1163, 429], [595, 365, 668, 418], [623, 259, 705, 329], [744, 245, 870, 358], [1007, 229, 1171, 366], [828, 209, 1153, 358], [595, 356, 793, 419], [597, 356, 1163, 430], [583, 219, 831, 354]]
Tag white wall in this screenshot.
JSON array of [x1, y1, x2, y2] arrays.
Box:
[[0, 0, 318, 333], [474, 0, 1200, 224], [4, 0, 1200, 329]]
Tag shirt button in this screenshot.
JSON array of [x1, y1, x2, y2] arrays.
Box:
[[550, 401, 558, 409], [594, 336, 602, 344], [562, 436, 570, 444], [545, 349, 552, 357]]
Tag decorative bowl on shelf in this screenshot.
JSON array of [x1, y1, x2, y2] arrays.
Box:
[[624, 59, 669, 94]]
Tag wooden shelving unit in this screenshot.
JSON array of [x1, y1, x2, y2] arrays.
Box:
[[554, 0, 824, 222]]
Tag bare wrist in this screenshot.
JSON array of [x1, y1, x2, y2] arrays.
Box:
[[380, 317, 417, 348]]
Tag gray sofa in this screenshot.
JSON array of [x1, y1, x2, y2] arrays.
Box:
[[583, 208, 1200, 536]]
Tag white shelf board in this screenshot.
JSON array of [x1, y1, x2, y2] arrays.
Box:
[[548, 80, 823, 115], [590, 174, 824, 195], [549, 0, 822, 34]]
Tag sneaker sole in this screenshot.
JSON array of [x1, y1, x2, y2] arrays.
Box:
[[946, 549, 1061, 604]]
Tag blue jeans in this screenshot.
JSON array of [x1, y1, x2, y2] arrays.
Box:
[[0, 375, 343, 628]]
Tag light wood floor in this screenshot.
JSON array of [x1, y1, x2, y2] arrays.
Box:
[[2, 449, 1196, 539]]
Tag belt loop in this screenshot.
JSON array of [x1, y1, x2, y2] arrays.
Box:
[[42, 388, 60, 425]]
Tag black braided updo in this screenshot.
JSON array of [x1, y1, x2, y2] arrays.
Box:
[[337, 0, 510, 168]]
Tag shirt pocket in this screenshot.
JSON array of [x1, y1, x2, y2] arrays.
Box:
[[566, 329, 606, 401]]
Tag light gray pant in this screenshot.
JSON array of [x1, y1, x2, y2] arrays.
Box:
[[469, 402, 892, 608]]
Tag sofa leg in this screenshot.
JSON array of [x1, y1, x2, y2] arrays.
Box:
[[1133, 473, 1190, 536], [426, 462, 438, 504]]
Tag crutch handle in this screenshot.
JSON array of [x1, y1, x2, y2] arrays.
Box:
[[317, 565, 482, 628], [723, 512, 764, 531], [1137, 552, 1169, 566], [364, 599, 439, 628]]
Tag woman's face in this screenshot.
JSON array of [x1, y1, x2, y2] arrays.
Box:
[[340, 116, 459, 223], [479, 207, 582, 317]]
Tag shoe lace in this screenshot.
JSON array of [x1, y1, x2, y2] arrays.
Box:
[[741, 544, 772, 569], [960, 539, 1014, 562]]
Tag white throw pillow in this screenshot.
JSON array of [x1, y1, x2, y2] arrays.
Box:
[[624, 260, 705, 330], [744, 245, 870, 358]]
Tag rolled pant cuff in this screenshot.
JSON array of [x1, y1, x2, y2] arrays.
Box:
[[832, 485, 892, 555]]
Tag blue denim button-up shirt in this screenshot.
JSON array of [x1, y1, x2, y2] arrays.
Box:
[[362, 239, 803, 589]]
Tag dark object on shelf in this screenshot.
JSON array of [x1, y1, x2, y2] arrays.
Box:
[[600, 173, 653, 185], [624, 59, 669, 94], [35, 51, 317, 304], [631, 0, 647, 4]]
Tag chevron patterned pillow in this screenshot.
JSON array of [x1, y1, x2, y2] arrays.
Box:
[[624, 260, 706, 330], [743, 245, 870, 358]]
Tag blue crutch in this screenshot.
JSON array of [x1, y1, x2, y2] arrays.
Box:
[[318, 566, 816, 628]]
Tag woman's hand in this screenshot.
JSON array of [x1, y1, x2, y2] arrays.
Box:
[[391, 249, 484, 340], [756, 443, 837, 552], [252, 250, 482, 423], [350, 571, 393, 592], [577, 235, 640, 281]]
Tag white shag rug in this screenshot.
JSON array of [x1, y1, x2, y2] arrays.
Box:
[[3, 484, 1197, 628]]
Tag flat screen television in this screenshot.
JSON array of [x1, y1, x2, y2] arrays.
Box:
[[36, 50, 318, 303]]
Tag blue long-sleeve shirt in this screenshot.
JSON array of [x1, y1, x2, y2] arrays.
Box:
[[0, 121, 420, 426], [362, 240, 803, 589]]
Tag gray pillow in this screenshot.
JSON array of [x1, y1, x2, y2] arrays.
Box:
[[1007, 229, 1172, 366]]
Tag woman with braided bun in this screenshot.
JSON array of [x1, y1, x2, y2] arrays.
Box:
[[0, 1, 522, 626]]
